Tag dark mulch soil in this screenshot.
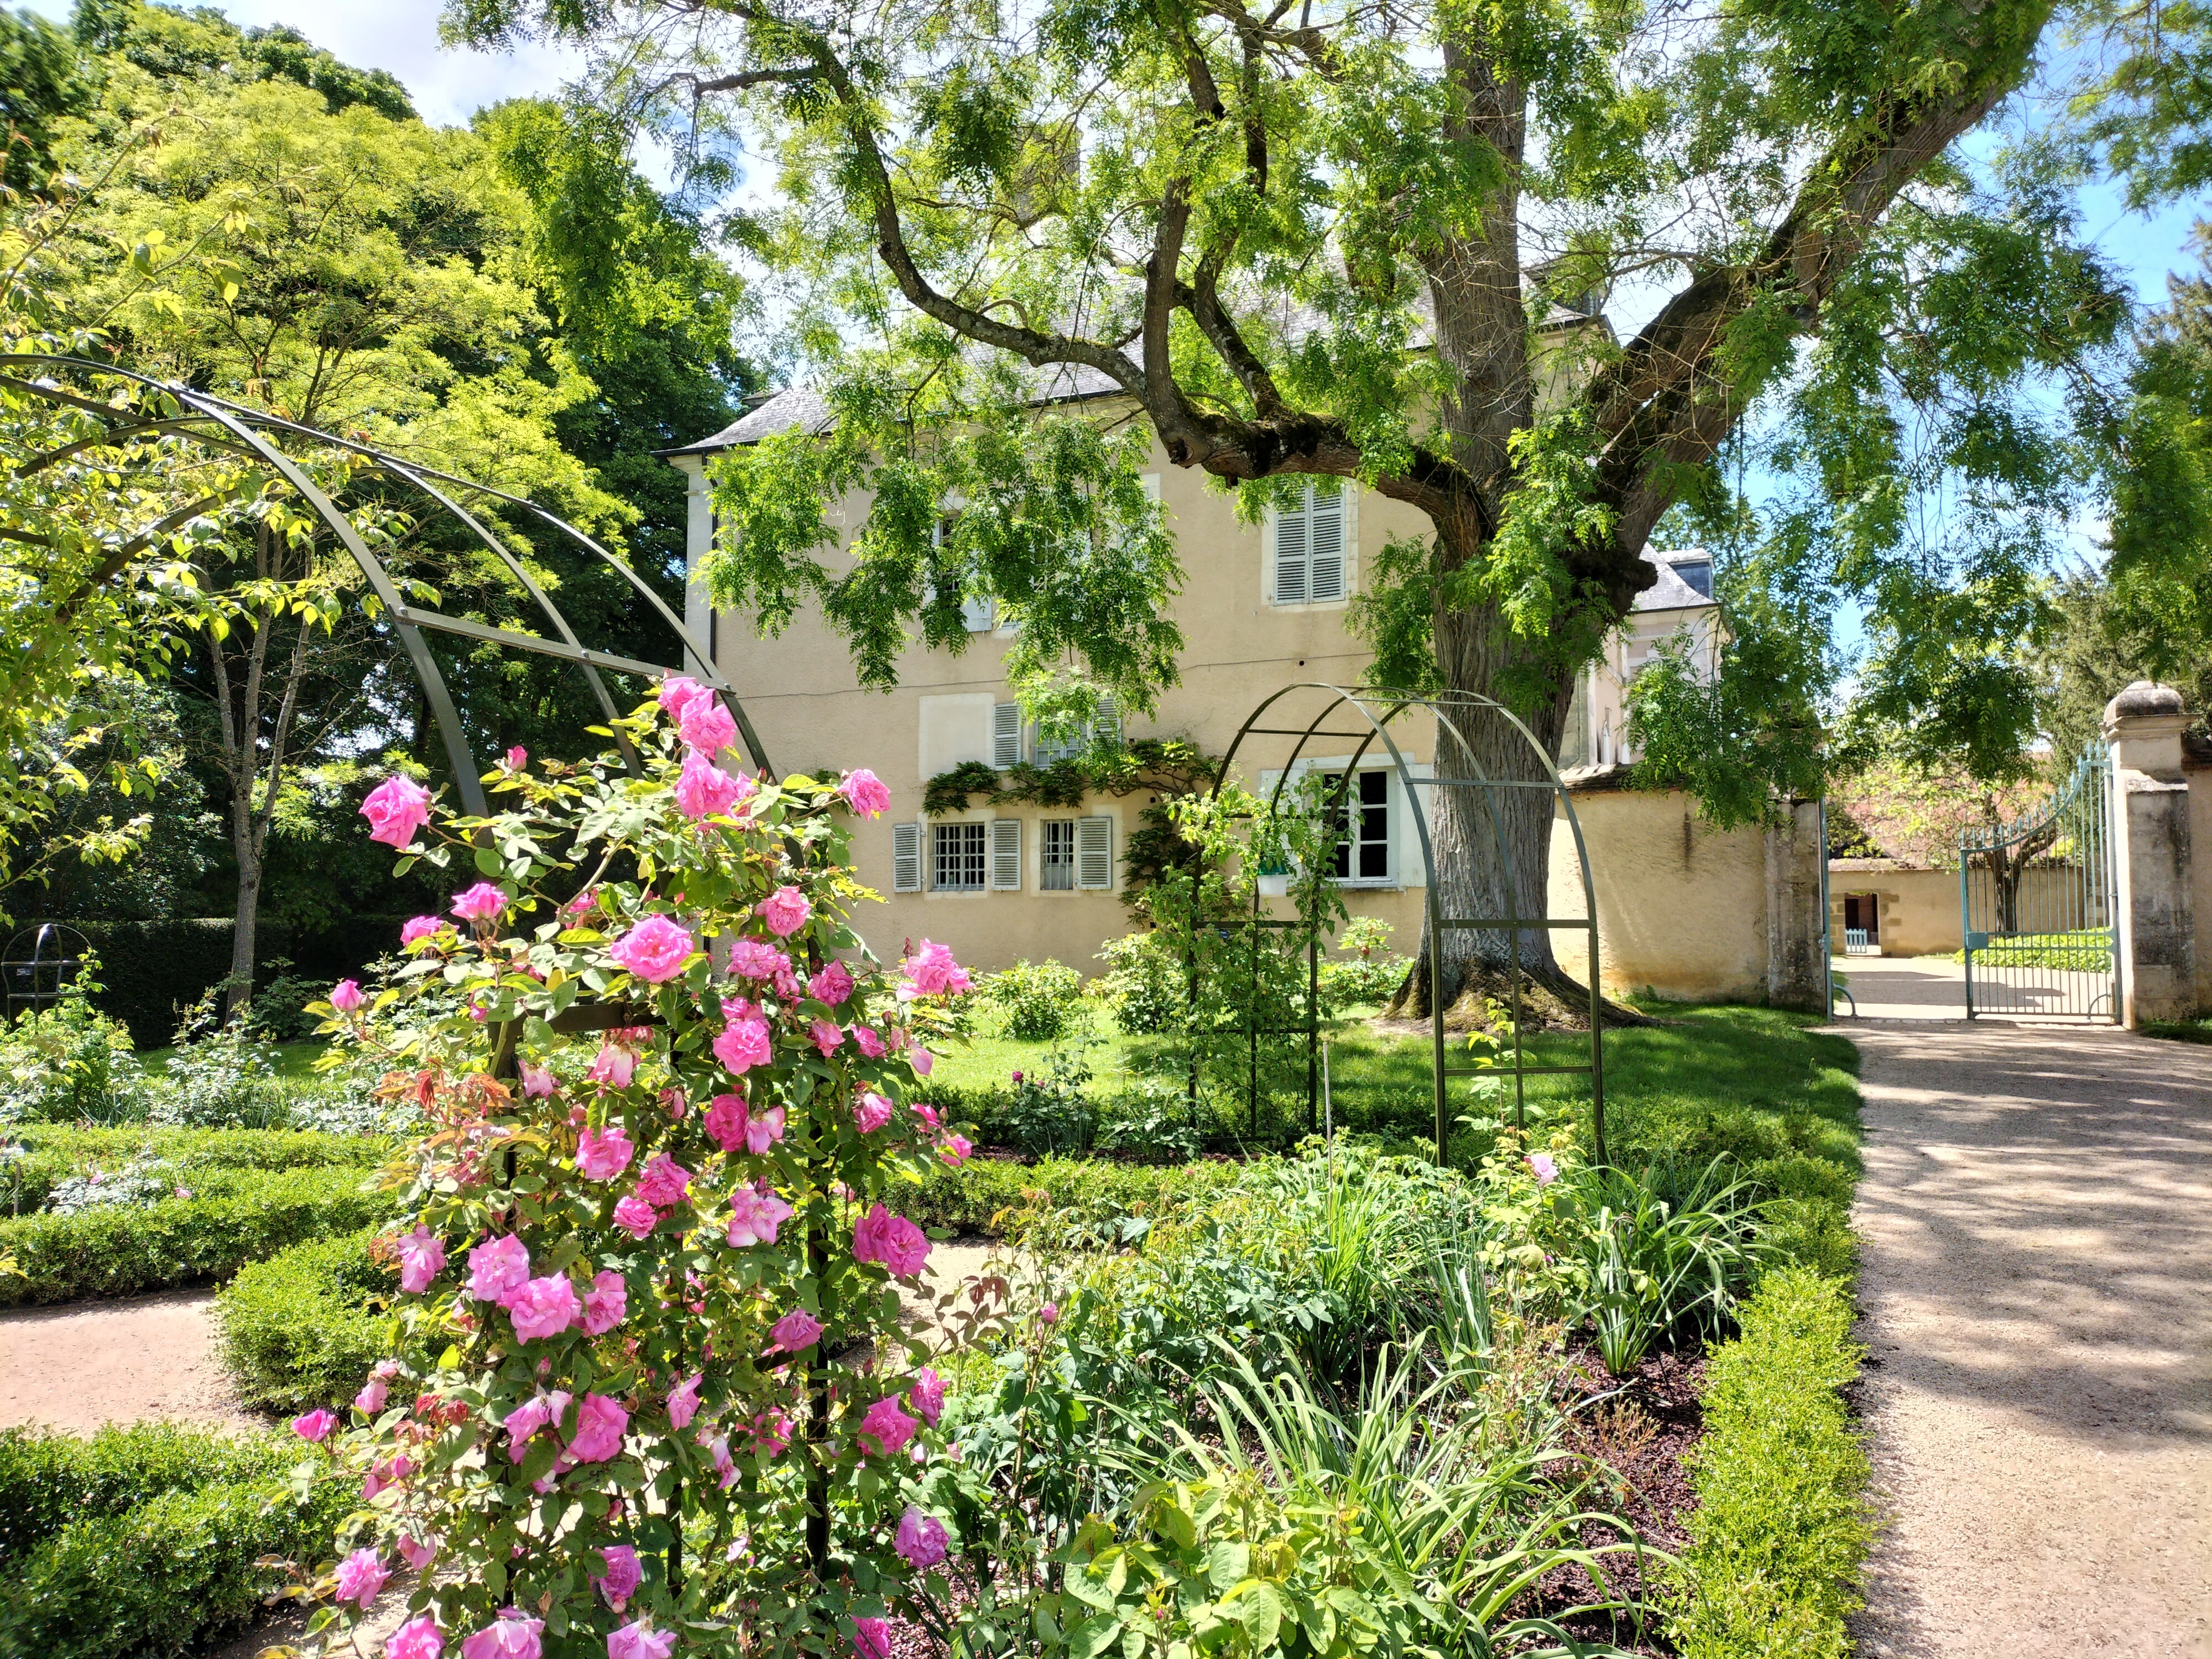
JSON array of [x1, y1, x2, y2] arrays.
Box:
[[1527, 1341, 1709, 1655]]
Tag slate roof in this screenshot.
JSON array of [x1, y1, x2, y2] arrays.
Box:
[[1632, 555, 1714, 613]]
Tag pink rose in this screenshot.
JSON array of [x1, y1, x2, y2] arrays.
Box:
[[467, 1236, 531, 1305], [356, 1376, 389, 1415], [1527, 1152, 1559, 1185], [607, 1621, 676, 1659], [755, 885, 811, 938], [751, 1408, 793, 1454], [503, 1394, 561, 1460], [808, 960, 855, 1006], [509, 1274, 580, 1342], [387, 1615, 444, 1659], [519, 1060, 556, 1098], [726, 938, 790, 982], [937, 1134, 974, 1167], [854, 1092, 894, 1133], [911, 1099, 942, 1130], [635, 1154, 693, 1208], [450, 881, 507, 922], [292, 1407, 336, 1442], [712, 1015, 772, 1075], [596, 1544, 643, 1611], [853, 1203, 931, 1276], [703, 1093, 745, 1151], [577, 1124, 634, 1181], [582, 1269, 627, 1335], [910, 1046, 935, 1077], [810, 1019, 844, 1057], [675, 749, 754, 820], [665, 1373, 703, 1431], [658, 674, 711, 721], [902, 939, 972, 996], [727, 1186, 794, 1247], [895, 1506, 948, 1568], [770, 1309, 823, 1353], [612, 1195, 658, 1239], [859, 1395, 919, 1456], [910, 1366, 946, 1426], [568, 1392, 629, 1463], [336, 1547, 389, 1609], [397, 1533, 437, 1573], [837, 768, 891, 818], [460, 1610, 544, 1659], [361, 775, 432, 849], [588, 1044, 637, 1089], [362, 1452, 412, 1500], [505, 745, 528, 770], [676, 695, 737, 757], [400, 915, 444, 947], [330, 978, 364, 1014], [610, 915, 695, 984], [851, 1026, 886, 1058], [853, 1618, 891, 1659], [1040, 1301, 1060, 1325], [397, 1227, 445, 1294]]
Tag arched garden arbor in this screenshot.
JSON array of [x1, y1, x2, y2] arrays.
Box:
[[1207, 684, 1607, 1166], [1, 353, 770, 805]]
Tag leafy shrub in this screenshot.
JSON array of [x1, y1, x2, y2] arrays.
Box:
[[1565, 1157, 1764, 1375], [978, 957, 1089, 1041], [243, 966, 323, 1042], [0, 1123, 388, 1216], [216, 1228, 395, 1411], [150, 993, 289, 1128], [1317, 916, 1411, 1008], [1095, 931, 1185, 1034], [0, 1161, 385, 1306], [0, 990, 146, 1126], [999, 1036, 1099, 1155], [1094, 1078, 1206, 1162], [0, 1423, 347, 1659], [1666, 1268, 1872, 1659], [890, 1150, 1245, 1236]]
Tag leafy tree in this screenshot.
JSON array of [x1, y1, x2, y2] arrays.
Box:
[[0, 7, 85, 192], [451, 0, 2135, 1009]]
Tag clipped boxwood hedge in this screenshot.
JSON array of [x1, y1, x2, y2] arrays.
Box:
[[1666, 1267, 1874, 1659], [0, 1423, 346, 1659], [891, 1151, 1249, 1236], [217, 1228, 395, 1411], [0, 1124, 390, 1216], [0, 1162, 387, 1306]]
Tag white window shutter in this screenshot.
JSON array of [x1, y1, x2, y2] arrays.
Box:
[[990, 818, 1021, 890], [1076, 815, 1113, 890], [1274, 497, 1308, 604], [892, 823, 923, 893], [1307, 483, 1345, 602], [992, 702, 1022, 768], [1093, 694, 1119, 747], [962, 593, 997, 632]]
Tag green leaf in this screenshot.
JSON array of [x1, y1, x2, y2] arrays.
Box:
[[1067, 1615, 1122, 1659], [1206, 1541, 1250, 1593], [475, 846, 506, 877], [1232, 1581, 1285, 1650]]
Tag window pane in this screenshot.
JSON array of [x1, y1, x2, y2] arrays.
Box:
[[933, 822, 987, 890], [1041, 820, 1076, 890]]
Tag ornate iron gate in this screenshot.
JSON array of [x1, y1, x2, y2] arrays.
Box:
[[1960, 740, 2120, 1021]]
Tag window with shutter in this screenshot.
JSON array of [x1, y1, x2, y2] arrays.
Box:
[[1075, 815, 1113, 889], [892, 823, 923, 893], [990, 819, 1021, 890], [992, 702, 1022, 768], [962, 593, 997, 633], [1269, 481, 1350, 606], [932, 822, 988, 891]]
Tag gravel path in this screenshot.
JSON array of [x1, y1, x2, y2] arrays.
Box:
[[0, 1287, 263, 1436], [1846, 1022, 2212, 1658]]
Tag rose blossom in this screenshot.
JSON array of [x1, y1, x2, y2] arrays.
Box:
[[658, 674, 711, 721], [902, 939, 972, 996], [937, 1134, 974, 1167], [858, 1395, 919, 1457], [596, 1544, 643, 1611], [576, 1124, 634, 1180], [397, 1227, 445, 1293], [588, 1044, 637, 1089], [397, 1532, 437, 1573], [675, 749, 753, 820], [712, 1014, 771, 1075], [450, 881, 507, 922], [608, 1621, 676, 1659], [582, 1269, 628, 1335], [362, 1452, 411, 1500], [635, 1154, 692, 1208], [751, 1408, 794, 1454], [851, 1026, 886, 1058], [519, 1060, 556, 1098], [677, 693, 738, 756], [330, 978, 364, 1014], [853, 1203, 931, 1277], [853, 1618, 891, 1659], [808, 960, 855, 1005], [726, 939, 790, 982], [896, 1507, 949, 1569], [356, 1375, 389, 1415], [909, 1366, 946, 1426], [612, 1195, 658, 1239], [911, 1046, 935, 1077], [509, 1275, 580, 1342], [853, 1092, 894, 1133], [361, 775, 432, 848], [609, 915, 695, 984], [1527, 1152, 1559, 1185], [1040, 1302, 1060, 1325], [503, 1394, 563, 1460], [911, 1098, 942, 1130], [292, 1408, 336, 1442], [336, 1548, 389, 1608], [400, 915, 444, 947], [837, 768, 891, 818], [467, 1235, 531, 1305], [387, 1616, 444, 1659], [755, 885, 811, 938], [810, 1019, 844, 1057], [726, 1187, 794, 1247], [666, 1373, 703, 1430], [460, 1610, 544, 1659], [770, 1308, 823, 1353], [568, 1393, 629, 1463], [505, 745, 528, 770]]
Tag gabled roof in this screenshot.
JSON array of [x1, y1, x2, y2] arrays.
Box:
[[1631, 555, 1715, 614]]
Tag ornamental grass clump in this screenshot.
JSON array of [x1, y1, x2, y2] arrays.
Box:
[[289, 682, 974, 1659]]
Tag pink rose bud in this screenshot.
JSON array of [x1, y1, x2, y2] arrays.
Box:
[[330, 978, 365, 1014], [1039, 1302, 1060, 1326], [519, 1060, 556, 1098], [505, 746, 528, 770]]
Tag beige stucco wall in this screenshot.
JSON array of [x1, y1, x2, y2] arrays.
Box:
[[1828, 863, 1960, 957], [1547, 789, 1770, 1003], [2189, 753, 2212, 1011]]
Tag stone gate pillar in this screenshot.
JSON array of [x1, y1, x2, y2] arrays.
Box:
[[2103, 682, 2198, 1027]]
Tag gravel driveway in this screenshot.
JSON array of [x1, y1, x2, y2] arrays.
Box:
[[1846, 1022, 2212, 1657]]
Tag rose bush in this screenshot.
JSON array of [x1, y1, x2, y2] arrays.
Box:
[[291, 688, 968, 1658]]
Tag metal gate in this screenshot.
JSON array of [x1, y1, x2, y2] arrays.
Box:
[[1960, 740, 2120, 1021]]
